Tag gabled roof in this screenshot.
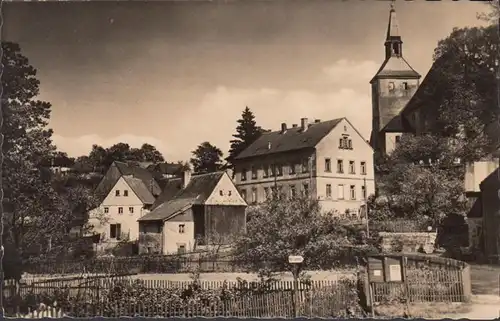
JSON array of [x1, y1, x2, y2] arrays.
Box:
[[234, 118, 344, 160], [138, 171, 225, 222], [122, 175, 156, 205], [114, 161, 162, 196], [370, 57, 420, 83], [152, 177, 182, 209]]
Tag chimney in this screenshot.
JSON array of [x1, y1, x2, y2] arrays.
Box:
[[280, 123, 287, 134], [300, 118, 309, 131], [182, 169, 192, 189], [267, 141, 272, 150], [315, 119, 321, 123], [292, 124, 298, 128]]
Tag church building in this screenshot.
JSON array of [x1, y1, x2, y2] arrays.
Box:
[[370, 3, 421, 156]]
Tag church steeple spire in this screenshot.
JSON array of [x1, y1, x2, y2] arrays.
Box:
[[385, 0, 403, 59]]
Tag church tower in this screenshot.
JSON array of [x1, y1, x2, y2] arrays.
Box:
[[370, 1, 420, 156]]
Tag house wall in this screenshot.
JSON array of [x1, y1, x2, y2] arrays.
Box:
[[465, 159, 499, 194], [205, 173, 247, 206], [89, 177, 149, 243], [481, 169, 500, 263], [467, 217, 483, 251], [315, 118, 375, 215], [234, 149, 316, 204], [163, 208, 195, 254], [204, 205, 247, 242]]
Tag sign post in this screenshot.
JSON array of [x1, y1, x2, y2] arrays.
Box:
[[288, 255, 304, 318]]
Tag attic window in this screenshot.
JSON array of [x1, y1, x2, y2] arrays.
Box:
[[219, 190, 224, 196], [123, 190, 129, 197], [228, 191, 232, 196], [115, 190, 120, 197]]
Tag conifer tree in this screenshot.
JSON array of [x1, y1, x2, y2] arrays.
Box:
[[226, 107, 264, 167]]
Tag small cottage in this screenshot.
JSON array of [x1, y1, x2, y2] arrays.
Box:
[[137, 170, 247, 254]]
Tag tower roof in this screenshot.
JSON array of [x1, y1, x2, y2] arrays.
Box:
[[386, 1, 400, 39], [370, 1, 420, 83]]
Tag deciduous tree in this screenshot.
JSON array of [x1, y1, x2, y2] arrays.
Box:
[[233, 196, 353, 281], [190, 142, 224, 173], [1, 42, 98, 277]]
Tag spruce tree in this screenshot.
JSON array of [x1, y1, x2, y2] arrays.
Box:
[[226, 107, 263, 167]]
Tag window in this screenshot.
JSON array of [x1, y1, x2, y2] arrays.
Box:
[[179, 224, 185, 233], [302, 159, 309, 173], [361, 185, 367, 199], [344, 125, 347, 132], [241, 169, 247, 181], [339, 136, 351, 149], [219, 190, 224, 196], [337, 160, 344, 173], [110, 224, 121, 240], [338, 184, 344, 199], [251, 188, 257, 203], [240, 189, 247, 201], [350, 185, 356, 200], [349, 161, 355, 174], [395, 135, 401, 145], [263, 165, 269, 178], [264, 187, 270, 199], [228, 191, 232, 196], [303, 184, 309, 196], [276, 164, 283, 176], [388, 82, 395, 91], [393, 43, 400, 55], [277, 186, 283, 197], [289, 163, 296, 175], [402, 82, 408, 90], [115, 190, 120, 197], [251, 167, 257, 179], [129, 207, 134, 214], [104, 207, 109, 214], [118, 207, 123, 214], [326, 184, 332, 198], [177, 244, 186, 254], [360, 161, 367, 175], [290, 185, 297, 198], [123, 190, 129, 197], [325, 158, 331, 172]]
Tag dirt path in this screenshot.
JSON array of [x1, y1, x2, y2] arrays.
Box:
[[443, 295, 499, 319]]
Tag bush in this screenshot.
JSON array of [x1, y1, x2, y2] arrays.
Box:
[[5, 277, 362, 318]]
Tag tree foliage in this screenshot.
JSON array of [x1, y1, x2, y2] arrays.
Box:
[[233, 196, 359, 280], [1, 42, 98, 278], [226, 107, 264, 167], [190, 142, 224, 174], [78, 142, 165, 173]]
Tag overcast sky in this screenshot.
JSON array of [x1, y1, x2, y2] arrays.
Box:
[[3, 0, 489, 162]]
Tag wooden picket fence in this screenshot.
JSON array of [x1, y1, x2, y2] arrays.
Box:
[[3, 278, 359, 318]]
